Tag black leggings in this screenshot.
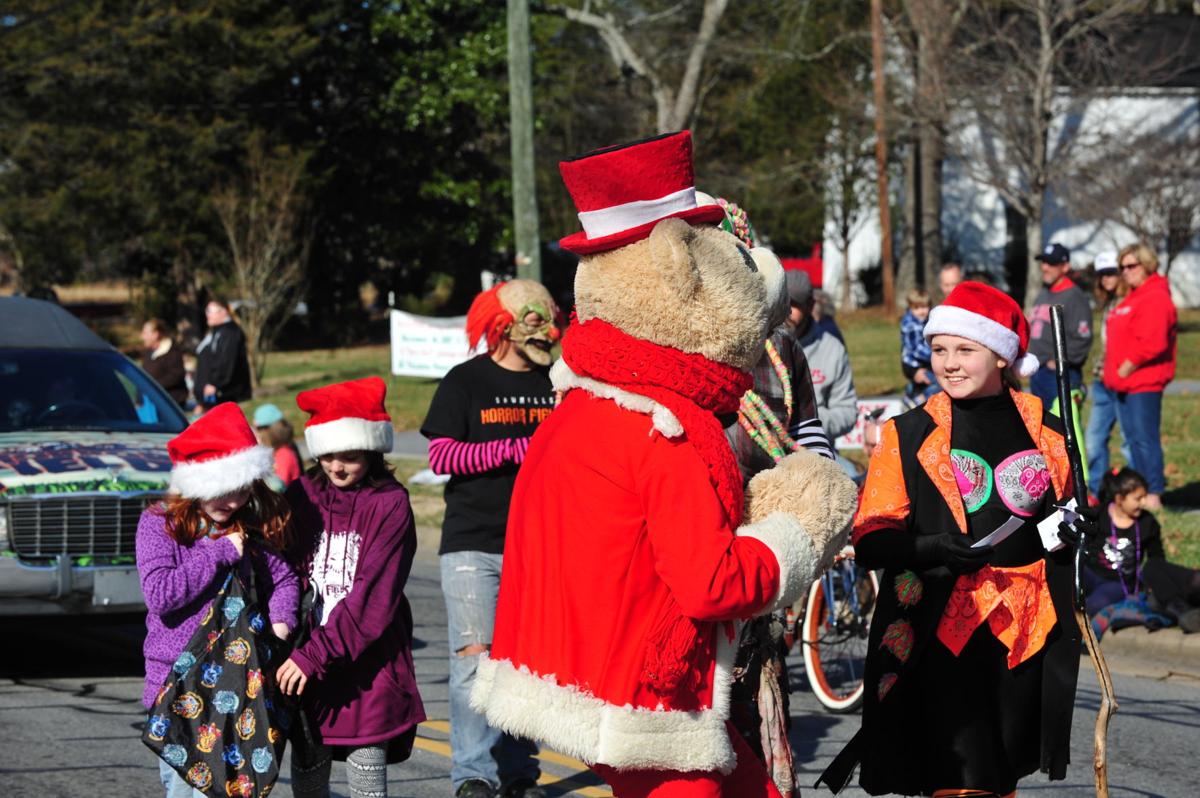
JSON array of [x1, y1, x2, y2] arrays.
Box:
[[1144, 558, 1200, 608]]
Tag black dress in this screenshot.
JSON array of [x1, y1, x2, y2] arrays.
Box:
[[819, 390, 1080, 797], [914, 393, 1057, 793]]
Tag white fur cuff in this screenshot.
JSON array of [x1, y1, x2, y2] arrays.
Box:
[[169, 445, 275, 500], [470, 634, 740, 774], [304, 417, 394, 458], [737, 512, 821, 611]]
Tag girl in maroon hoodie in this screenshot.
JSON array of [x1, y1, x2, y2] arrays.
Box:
[[276, 377, 425, 798]]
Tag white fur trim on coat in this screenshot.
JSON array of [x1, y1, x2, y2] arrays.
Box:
[[470, 624, 741, 774], [304, 417, 394, 458], [736, 511, 821, 612], [924, 304, 1020, 364], [550, 360, 684, 438], [169, 445, 275, 500]]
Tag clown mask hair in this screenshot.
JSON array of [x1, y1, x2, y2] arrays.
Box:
[[466, 279, 560, 368]]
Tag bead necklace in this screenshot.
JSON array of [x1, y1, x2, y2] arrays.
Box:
[[1107, 503, 1141, 597], [738, 340, 798, 462]]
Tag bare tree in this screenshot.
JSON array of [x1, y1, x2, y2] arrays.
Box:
[[947, 1, 1162, 306], [213, 138, 312, 388], [545, 0, 730, 133]]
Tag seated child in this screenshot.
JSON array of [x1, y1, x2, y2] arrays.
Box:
[[1082, 466, 1200, 634], [900, 288, 937, 404]]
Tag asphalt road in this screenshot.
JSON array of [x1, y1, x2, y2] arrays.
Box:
[[2, 553, 1198, 798]]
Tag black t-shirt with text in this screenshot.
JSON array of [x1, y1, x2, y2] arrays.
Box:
[[420, 354, 553, 555]]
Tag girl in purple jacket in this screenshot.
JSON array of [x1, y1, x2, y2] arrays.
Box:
[[137, 402, 299, 798], [276, 377, 426, 798]]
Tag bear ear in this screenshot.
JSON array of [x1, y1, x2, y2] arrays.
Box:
[[648, 218, 701, 297]]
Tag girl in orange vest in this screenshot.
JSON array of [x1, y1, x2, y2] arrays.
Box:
[[819, 283, 1090, 798]]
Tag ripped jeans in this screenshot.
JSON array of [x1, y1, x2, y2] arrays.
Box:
[[440, 550, 539, 791]]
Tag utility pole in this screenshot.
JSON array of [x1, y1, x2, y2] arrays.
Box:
[[870, 0, 895, 313], [508, 0, 541, 281]]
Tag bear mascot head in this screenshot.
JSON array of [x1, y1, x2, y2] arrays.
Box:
[[472, 132, 858, 793]]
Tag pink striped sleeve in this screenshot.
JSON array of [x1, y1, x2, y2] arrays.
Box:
[[428, 437, 515, 476]]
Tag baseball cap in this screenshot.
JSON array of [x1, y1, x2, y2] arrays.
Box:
[[1094, 251, 1118, 275], [1034, 242, 1070, 265], [252, 403, 284, 428], [785, 270, 814, 306]]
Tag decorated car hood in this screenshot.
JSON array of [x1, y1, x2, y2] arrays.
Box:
[[0, 432, 173, 496]]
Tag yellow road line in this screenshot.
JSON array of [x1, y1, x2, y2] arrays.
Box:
[[415, 720, 612, 797]]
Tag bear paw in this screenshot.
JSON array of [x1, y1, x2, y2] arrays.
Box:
[[736, 450, 858, 609]]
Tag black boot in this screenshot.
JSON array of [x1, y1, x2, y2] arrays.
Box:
[[1164, 599, 1200, 634]]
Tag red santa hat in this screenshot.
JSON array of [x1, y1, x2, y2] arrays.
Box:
[[923, 282, 1040, 377], [168, 402, 275, 499], [558, 131, 727, 255], [296, 376, 394, 459]]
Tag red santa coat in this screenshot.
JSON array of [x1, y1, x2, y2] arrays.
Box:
[[471, 369, 821, 774]]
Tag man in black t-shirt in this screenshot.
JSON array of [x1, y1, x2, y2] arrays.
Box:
[[420, 279, 559, 798]]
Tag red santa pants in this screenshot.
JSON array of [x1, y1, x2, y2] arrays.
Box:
[[591, 724, 784, 798]]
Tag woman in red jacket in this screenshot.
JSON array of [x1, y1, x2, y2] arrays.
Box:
[[1102, 242, 1178, 510]]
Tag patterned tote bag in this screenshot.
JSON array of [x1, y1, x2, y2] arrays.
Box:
[[142, 565, 293, 798]]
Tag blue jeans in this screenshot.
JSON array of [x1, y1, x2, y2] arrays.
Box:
[[157, 758, 205, 798], [1085, 380, 1130, 496], [1029, 365, 1083, 409], [1114, 390, 1166, 495], [440, 550, 538, 790]]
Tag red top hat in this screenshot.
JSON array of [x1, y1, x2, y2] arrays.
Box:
[[558, 131, 727, 255], [297, 376, 394, 458], [168, 402, 274, 499]]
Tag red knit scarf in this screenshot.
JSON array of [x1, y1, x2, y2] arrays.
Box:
[[562, 316, 752, 529]]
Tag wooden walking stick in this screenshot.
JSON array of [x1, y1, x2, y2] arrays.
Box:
[[1050, 304, 1117, 797]]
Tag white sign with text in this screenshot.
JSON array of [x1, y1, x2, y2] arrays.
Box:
[[389, 310, 480, 378]]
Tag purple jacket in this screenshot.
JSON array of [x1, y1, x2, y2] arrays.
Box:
[[136, 508, 300, 708], [285, 476, 425, 747]]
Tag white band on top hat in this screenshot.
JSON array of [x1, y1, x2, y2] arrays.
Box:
[[577, 187, 697, 239]]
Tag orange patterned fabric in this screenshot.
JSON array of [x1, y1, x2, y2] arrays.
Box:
[[935, 560, 1057, 668], [851, 390, 1072, 667], [851, 419, 910, 545], [852, 390, 1071, 546]]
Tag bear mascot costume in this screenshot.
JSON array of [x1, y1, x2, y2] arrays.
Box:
[[470, 131, 859, 798]]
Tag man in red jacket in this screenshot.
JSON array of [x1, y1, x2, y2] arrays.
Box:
[[1103, 242, 1178, 509]]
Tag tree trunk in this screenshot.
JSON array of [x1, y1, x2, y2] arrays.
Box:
[[1025, 0, 1054, 309], [897, 139, 920, 299], [1024, 198, 1043, 309], [870, 0, 895, 313], [840, 234, 853, 311], [918, 123, 943, 289]]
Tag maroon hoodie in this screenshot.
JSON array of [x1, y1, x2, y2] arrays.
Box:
[[286, 475, 425, 748]]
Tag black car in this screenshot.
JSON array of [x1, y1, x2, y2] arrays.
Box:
[[0, 296, 188, 615]]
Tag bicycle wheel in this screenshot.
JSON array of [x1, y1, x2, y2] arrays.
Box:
[[801, 561, 878, 713]]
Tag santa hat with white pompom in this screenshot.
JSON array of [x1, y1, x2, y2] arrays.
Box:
[[168, 402, 275, 499], [923, 282, 1040, 377]]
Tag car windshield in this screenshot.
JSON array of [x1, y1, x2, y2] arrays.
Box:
[[0, 349, 188, 434]]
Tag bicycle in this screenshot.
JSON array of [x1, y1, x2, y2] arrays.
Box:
[[784, 547, 878, 713]]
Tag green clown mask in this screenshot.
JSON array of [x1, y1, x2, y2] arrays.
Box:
[[497, 279, 560, 367]]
